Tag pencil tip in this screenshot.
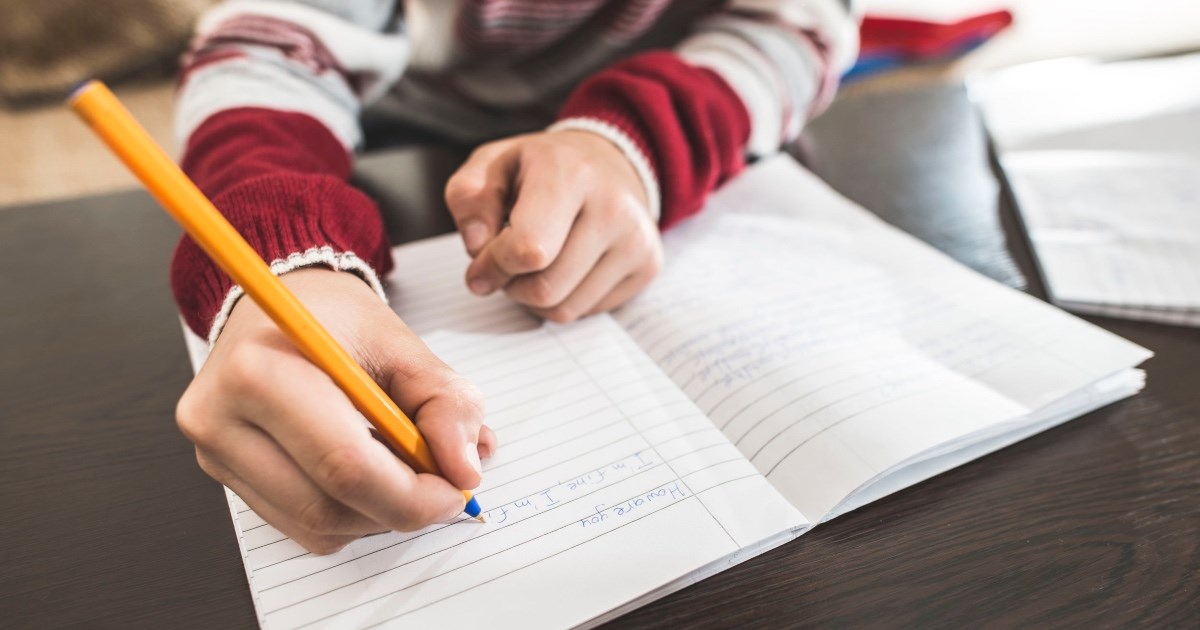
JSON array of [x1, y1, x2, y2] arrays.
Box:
[[66, 79, 95, 104], [475, 515, 487, 523]]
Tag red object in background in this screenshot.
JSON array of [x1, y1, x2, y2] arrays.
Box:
[[859, 9, 1014, 59]]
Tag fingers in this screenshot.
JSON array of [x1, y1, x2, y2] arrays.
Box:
[[240, 347, 468, 532], [454, 131, 663, 322], [582, 267, 657, 317], [529, 249, 627, 323], [503, 208, 609, 309], [196, 449, 364, 555], [199, 422, 386, 538], [465, 157, 585, 296], [445, 140, 517, 256], [478, 424, 498, 460], [531, 227, 662, 323]]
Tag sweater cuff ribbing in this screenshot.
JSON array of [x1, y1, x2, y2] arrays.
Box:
[[206, 247, 387, 346], [555, 51, 751, 231], [170, 171, 395, 340]]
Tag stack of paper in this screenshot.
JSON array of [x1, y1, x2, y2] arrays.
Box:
[[183, 156, 1150, 629], [1002, 152, 1200, 325], [971, 53, 1200, 326]]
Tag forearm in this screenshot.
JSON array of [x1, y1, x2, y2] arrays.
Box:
[[172, 109, 393, 343], [172, 0, 407, 341]]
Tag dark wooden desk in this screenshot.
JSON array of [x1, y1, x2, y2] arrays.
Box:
[[2, 84, 1197, 628]]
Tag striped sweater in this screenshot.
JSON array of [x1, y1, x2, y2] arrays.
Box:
[[173, 0, 860, 341]]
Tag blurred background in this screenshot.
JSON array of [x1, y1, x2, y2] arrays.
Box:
[[1, 0, 1199, 209]]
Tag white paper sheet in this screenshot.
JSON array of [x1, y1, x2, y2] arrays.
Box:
[[969, 53, 1200, 157], [1001, 151, 1200, 326], [613, 156, 1151, 520]]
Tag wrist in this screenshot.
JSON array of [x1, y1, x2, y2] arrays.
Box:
[[222, 268, 386, 343], [278, 267, 379, 297], [547, 118, 661, 223], [209, 247, 387, 347]]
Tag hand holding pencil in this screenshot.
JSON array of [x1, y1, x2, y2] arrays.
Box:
[[70, 81, 495, 554], [184, 268, 494, 554]]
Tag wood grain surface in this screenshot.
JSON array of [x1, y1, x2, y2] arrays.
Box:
[[1, 84, 1196, 629]]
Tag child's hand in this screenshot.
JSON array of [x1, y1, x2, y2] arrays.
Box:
[[445, 130, 662, 322], [175, 269, 496, 554]]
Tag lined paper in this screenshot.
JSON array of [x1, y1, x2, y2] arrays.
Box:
[[1001, 151, 1200, 326], [614, 156, 1151, 521], [184, 239, 804, 629]]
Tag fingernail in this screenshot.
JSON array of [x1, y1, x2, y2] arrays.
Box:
[[465, 442, 483, 476], [469, 278, 492, 295], [462, 221, 488, 253]]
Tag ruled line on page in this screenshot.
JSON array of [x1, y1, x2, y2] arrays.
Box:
[[349, 469, 762, 630], [231, 318, 787, 630], [316, 488, 698, 630], [611, 157, 1154, 525], [261, 460, 674, 599]]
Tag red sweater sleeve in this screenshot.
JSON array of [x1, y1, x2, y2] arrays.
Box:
[[557, 51, 751, 230], [170, 108, 393, 339]]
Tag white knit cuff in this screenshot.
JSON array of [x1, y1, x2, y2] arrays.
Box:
[[547, 117, 661, 222], [206, 246, 387, 347]]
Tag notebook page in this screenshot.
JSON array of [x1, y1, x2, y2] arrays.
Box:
[[614, 155, 1151, 522], [1001, 151, 1200, 324], [183, 242, 805, 629], [830, 368, 1146, 518]]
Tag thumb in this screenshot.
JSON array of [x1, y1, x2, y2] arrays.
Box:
[[445, 140, 517, 256]]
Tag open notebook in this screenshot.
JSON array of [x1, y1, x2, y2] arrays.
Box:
[[183, 155, 1150, 629]]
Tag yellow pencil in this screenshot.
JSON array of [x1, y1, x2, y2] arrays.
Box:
[[68, 80, 484, 522]]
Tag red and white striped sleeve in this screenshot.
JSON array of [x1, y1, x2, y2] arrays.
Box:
[[172, 0, 407, 343], [553, 0, 860, 229]]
